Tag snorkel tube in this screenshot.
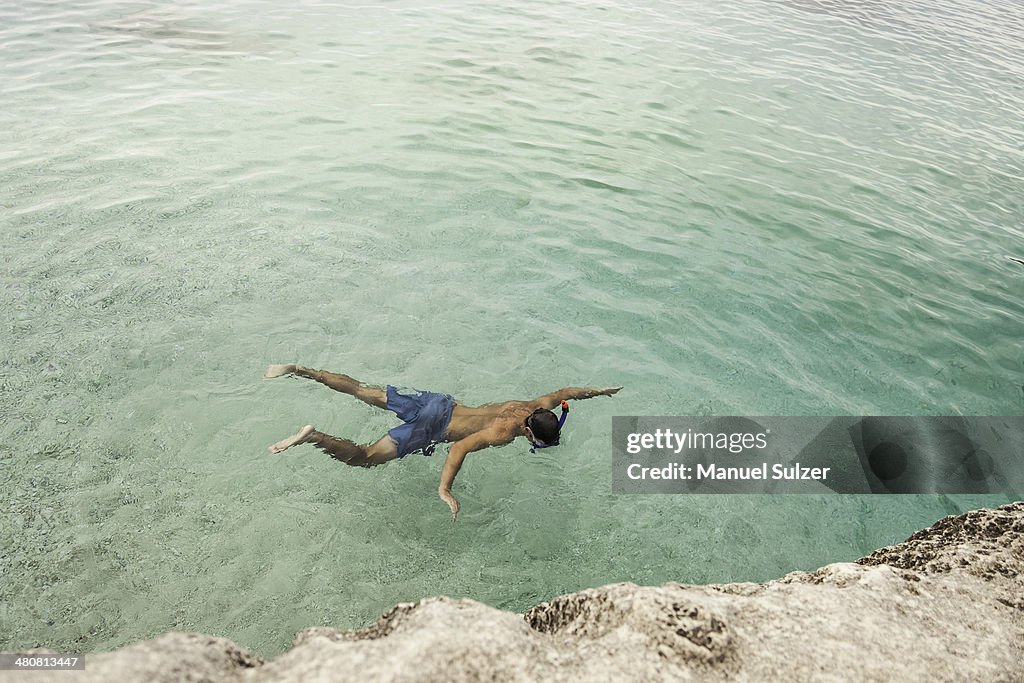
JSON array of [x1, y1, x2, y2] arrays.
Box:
[[528, 400, 569, 454]]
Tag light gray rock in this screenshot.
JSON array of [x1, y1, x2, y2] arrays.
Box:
[[5, 502, 1022, 683]]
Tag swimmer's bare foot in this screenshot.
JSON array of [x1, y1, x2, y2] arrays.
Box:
[[263, 363, 298, 379], [269, 425, 315, 453]]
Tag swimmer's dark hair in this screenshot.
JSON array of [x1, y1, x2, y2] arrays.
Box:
[[526, 408, 561, 446]]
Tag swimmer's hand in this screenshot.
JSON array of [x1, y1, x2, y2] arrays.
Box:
[[599, 386, 624, 396], [439, 487, 460, 521]]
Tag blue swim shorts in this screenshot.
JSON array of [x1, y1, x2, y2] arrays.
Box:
[[386, 386, 456, 458]]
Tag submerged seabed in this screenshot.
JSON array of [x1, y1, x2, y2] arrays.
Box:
[[1, 0, 1021, 657]]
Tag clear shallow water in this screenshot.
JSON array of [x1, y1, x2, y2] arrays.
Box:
[[1, 0, 1022, 657]]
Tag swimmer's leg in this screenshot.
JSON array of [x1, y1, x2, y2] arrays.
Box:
[[268, 424, 316, 453], [263, 364, 387, 409], [263, 363, 299, 379], [268, 427, 398, 468]]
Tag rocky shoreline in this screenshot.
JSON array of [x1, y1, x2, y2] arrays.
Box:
[[6, 502, 1022, 682]]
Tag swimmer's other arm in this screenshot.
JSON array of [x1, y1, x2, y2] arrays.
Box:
[[438, 428, 509, 522], [535, 386, 623, 409]]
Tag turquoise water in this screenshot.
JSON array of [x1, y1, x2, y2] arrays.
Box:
[[2, 0, 1021, 657]]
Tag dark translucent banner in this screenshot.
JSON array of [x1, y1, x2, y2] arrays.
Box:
[[0, 654, 85, 670], [611, 416, 1024, 494]]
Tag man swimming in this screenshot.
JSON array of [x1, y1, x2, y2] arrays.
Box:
[[263, 364, 622, 520]]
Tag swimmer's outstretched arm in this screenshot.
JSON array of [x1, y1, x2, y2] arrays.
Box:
[[534, 386, 623, 409], [438, 428, 508, 522]]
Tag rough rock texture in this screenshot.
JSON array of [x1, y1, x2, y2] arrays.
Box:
[[6, 503, 1023, 683]]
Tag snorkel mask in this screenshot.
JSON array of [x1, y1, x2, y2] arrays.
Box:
[[526, 400, 569, 454]]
